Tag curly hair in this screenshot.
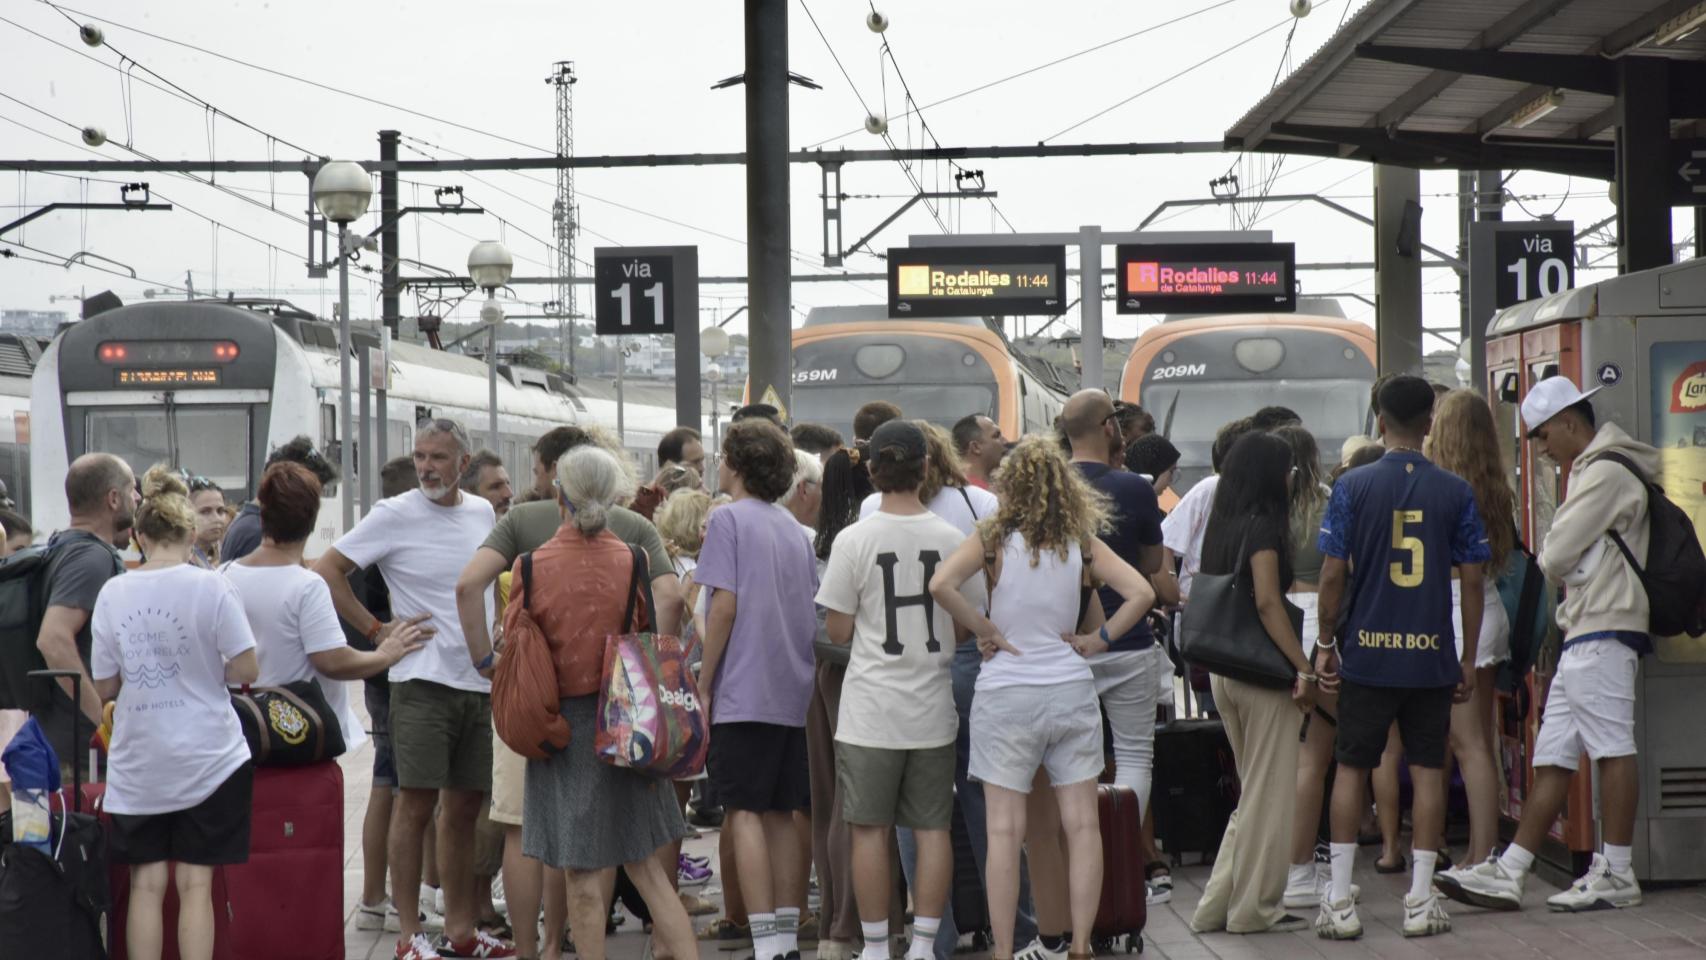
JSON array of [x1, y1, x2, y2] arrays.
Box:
[[917, 421, 969, 504], [655, 488, 713, 561], [136, 463, 197, 544], [722, 419, 796, 502], [1425, 390, 1515, 576], [982, 435, 1109, 566]]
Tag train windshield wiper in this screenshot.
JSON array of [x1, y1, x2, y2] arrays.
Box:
[[163, 390, 180, 469], [1161, 389, 1181, 439]]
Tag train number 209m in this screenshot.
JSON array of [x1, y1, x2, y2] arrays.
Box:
[[1150, 363, 1207, 380], [793, 368, 839, 384]]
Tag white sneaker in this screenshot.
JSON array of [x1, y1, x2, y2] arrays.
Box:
[[1545, 853, 1642, 912], [1314, 897, 1362, 941], [1401, 892, 1451, 937], [490, 875, 507, 915], [357, 897, 402, 933], [1146, 881, 1173, 906], [1437, 855, 1524, 911], [1014, 938, 1068, 960], [1284, 865, 1361, 910]]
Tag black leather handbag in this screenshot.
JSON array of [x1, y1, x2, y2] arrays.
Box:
[[230, 680, 346, 766], [1178, 535, 1302, 689]]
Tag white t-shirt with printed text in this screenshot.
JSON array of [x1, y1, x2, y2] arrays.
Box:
[[816, 510, 967, 749], [90, 565, 256, 815], [333, 489, 496, 693], [223, 562, 366, 750]]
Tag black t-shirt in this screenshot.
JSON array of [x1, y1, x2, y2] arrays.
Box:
[[340, 566, 394, 693], [1075, 462, 1164, 651], [37, 530, 124, 769], [1201, 513, 1294, 593]]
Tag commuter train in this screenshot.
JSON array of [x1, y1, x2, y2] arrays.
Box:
[[786, 305, 1074, 442], [1119, 309, 1378, 498], [29, 298, 680, 555], [0, 334, 44, 518]]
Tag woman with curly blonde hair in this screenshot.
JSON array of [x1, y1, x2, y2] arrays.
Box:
[[1425, 390, 1515, 871], [930, 436, 1155, 960]]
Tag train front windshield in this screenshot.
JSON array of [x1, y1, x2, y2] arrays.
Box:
[[1147, 378, 1370, 492], [86, 406, 252, 493], [790, 332, 1000, 441]]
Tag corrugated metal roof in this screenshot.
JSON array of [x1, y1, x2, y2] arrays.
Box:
[[1226, 0, 1706, 168]]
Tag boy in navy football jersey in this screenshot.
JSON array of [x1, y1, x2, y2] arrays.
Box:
[[1312, 376, 1491, 940]]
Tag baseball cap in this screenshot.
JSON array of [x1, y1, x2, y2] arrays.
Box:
[[1521, 375, 1603, 437], [869, 419, 927, 463]]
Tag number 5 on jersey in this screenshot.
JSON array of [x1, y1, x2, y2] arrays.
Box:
[[1390, 510, 1424, 588]]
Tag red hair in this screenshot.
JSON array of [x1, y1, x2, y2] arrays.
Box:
[[258, 462, 322, 544]]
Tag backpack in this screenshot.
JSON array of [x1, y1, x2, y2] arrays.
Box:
[[1495, 537, 1553, 694], [1595, 452, 1706, 639], [491, 553, 572, 760], [0, 535, 121, 711]]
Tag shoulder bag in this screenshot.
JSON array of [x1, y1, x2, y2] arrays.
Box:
[[595, 545, 710, 778], [230, 679, 346, 766], [1177, 533, 1302, 688], [491, 552, 573, 759]]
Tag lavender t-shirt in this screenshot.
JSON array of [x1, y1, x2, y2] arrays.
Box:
[[694, 496, 820, 727]]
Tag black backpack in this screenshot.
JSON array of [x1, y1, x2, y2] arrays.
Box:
[[1595, 452, 1706, 639], [0, 534, 122, 711]]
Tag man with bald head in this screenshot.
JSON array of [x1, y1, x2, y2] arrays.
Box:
[[1062, 390, 1167, 889], [33, 453, 137, 769]]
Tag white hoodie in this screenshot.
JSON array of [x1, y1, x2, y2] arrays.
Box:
[[1538, 422, 1659, 650]]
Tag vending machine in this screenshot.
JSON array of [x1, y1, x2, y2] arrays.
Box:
[[1484, 255, 1706, 882]]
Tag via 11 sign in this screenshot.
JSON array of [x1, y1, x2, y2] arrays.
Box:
[[593, 246, 698, 336], [1487, 223, 1575, 309]]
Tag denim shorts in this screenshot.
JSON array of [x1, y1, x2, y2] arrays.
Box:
[[365, 682, 396, 789], [967, 680, 1103, 793]]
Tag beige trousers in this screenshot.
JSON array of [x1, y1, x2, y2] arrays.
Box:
[[1190, 674, 1302, 935]]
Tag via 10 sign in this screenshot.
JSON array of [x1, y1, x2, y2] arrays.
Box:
[[1491, 224, 1575, 309]]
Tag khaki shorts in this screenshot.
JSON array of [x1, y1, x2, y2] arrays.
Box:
[[490, 728, 525, 826], [835, 741, 955, 830], [389, 679, 493, 793]]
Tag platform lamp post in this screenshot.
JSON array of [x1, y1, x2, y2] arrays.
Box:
[[468, 241, 514, 452], [701, 325, 730, 484], [311, 160, 373, 531]]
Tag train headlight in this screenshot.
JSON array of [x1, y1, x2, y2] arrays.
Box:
[[854, 344, 904, 380], [1234, 337, 1284, 374]]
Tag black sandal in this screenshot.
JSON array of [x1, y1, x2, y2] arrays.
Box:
[[1144, 859, 1171, 881]]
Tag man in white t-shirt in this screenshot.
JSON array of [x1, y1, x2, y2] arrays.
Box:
[[316, 419, 508, 960], [816, 420, 969, 960]]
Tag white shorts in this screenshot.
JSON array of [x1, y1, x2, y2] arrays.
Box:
[[1289, 592, 1319, 659], [968, 680, 1103, 793], [1451, 579, 1512, 669], [1531, 640, 1638, 771]]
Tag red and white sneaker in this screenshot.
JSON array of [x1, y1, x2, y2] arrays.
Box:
[[437, 930, 518, 958], [396, 933, 443, 960]]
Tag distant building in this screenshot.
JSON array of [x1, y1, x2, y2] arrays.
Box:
[[1, 309, 67, 338]]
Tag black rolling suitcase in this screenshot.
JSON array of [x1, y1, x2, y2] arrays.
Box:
[[0, 669, 110, 958], [1150, 717, 1238, 866]]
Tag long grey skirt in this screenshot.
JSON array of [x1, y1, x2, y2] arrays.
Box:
[[521, 694, 691, 870]]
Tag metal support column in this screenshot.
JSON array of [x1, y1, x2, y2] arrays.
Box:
[[377, 130, 400, 472], [674, 247, 702, 431], [1374, 164, 1422, 376], [1466, 168, 1503, 394], [745, 0, 792, 421], [1616, 57, 1672, 274], [358, 343, 372, 514], [1077, 224, 1104, 391]]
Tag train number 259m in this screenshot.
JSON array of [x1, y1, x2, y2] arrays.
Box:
[[794, 369, 839, 384]]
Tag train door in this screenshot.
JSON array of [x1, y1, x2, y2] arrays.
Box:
[[1487, 320, 1596, 878]]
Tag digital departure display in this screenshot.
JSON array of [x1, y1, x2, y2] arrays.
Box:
[[98, 340, 240, 365], [116, 369, 222, 386], [888, 245, 1067, 317], [1115, 242, 1296, 314]]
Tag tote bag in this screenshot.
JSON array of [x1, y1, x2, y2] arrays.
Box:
[[1178, 535, 1301, 689], [594, 546, 710, 778]]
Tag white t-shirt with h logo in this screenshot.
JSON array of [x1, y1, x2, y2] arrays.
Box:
[[815, 510, 973, 750]]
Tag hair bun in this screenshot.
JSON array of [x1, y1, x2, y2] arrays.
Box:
[[140, 464, 188, 501]]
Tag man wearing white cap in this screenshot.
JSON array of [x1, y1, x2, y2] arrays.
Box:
[[1442, 375, 1658, 914]]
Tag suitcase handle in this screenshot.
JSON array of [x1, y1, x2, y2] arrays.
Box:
[[27, 669, 93, 812]]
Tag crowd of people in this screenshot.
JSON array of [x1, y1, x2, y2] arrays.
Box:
[[0, 368, 1664, 960]]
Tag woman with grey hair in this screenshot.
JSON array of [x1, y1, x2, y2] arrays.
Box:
[[516, 445, 696, 960]]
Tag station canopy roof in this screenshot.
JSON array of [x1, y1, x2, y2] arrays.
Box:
[[1225, 0, 1706, 179]]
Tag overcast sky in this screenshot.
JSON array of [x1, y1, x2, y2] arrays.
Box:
[[0, 0, 1676, 347]]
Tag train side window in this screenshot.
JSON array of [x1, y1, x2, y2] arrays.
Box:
[[387, 420, 411, 461]]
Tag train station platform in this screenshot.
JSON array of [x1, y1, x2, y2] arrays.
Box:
[[334, 732, 1706, 960]]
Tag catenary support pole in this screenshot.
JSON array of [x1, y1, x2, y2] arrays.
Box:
[[745, 0, 792, 422], [337, 225, 354, 531], [1078, 224, 1103, 391], [1374, 164, 1423, 376]]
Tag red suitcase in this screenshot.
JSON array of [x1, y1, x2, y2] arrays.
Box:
[[1094, 784, 1147, 953], [225, 762, 344, 960]]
